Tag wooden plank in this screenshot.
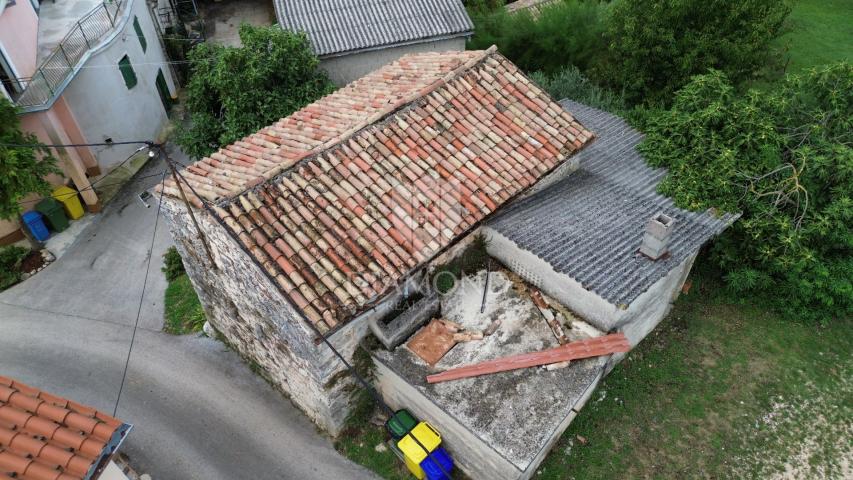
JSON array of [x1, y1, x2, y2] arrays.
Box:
[[426, 333, 631, 384]]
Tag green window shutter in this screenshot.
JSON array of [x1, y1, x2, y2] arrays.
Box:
[[132, 16, 147, 52], [118, 55, 137, 89]]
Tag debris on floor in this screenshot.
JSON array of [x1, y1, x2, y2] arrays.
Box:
[[426, 333, 631, 384], [407, 319, 457, 366], [452, 331, 484, 342], [530, 288, 570, 345]]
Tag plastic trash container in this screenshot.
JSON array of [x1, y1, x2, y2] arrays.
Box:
[[386, 409, 419, 440], [22, 211, 50, 242], [420, 447, 454, 480], [397, 422, 442, 479], [35, 197, 69, 232], [52, 185, 85, 220]]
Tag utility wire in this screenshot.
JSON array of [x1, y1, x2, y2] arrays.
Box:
[[15, 170, 168, 206], [112, 157, 168, 417], [0, 140, 153, 149]]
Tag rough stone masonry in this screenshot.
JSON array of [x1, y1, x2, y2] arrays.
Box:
[[162, 198, 365, 434]]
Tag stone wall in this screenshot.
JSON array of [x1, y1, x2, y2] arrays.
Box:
[[161, 197, 365, 434]]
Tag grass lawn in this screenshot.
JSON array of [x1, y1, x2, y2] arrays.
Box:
[[776, 0, 853, 73], [537, 269, 852, 479], [163, 273, 206, 334]]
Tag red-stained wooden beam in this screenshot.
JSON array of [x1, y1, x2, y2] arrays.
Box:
[[426, 333, 631, 384]]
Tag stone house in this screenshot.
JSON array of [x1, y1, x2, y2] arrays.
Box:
[[273, 0, 473, 86], [159, 47, 594, 434]]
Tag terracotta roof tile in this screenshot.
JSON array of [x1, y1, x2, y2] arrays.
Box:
[[162, 48, 593, 332], [0, 378, 130, 480]]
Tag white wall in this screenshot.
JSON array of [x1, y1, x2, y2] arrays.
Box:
[[320, 37, 467, 86], [483, 227, 696, 340], [61, 0, 175, 174]]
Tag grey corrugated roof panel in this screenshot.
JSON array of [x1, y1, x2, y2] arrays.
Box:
[[488, 100, 739, 306], [275, 0, 474, 57]]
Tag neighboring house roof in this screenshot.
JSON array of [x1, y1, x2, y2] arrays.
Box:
[[0, 376, 131, 480], [488, 100, 739, 307], [274, 0, 474, 57], [162, 48, 594, 332], [505, 0, 560, 15]]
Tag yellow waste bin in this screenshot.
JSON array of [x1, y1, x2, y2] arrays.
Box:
[[52, 186, 85, 220], [397, 422, 441, 479]]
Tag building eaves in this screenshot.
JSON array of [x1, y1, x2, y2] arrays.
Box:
[[0, 376, 131, 480]]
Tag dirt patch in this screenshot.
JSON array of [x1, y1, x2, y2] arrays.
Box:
[[19, 251, 45, 274]]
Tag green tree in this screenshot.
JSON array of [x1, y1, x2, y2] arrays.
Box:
[[0, 98, 60, 219], [602, 0, 790, 104], [637, 64, 853, 321], [468, 0, 607, 74], [177, 25, 335, 158]]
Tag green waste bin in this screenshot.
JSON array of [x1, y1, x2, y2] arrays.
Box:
[[35, 197, 69, 232], [386, 409, 419, 440]]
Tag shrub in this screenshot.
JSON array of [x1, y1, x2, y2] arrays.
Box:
[[602, 0, 790, 105], [468, 0, 607, 74], [177, 25, 335, 158], [530, 65, 626, 113], [0, 245, 29, 290], [0, 99, 61, 219], [162, 246, 185, 281], [637, 65, 853, 321]]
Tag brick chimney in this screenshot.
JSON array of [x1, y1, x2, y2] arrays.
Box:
[[640, 213, 675, 260]]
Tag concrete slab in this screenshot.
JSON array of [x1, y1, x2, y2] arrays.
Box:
[[36, 0, 106, 62], [374, 269, 609, 479]]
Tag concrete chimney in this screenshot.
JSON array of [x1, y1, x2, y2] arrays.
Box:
[[640, 213, 675, 260]]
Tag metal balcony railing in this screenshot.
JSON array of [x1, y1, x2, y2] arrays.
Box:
[[15, 0, 126, 109]]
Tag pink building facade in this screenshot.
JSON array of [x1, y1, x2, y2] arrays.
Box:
[[0, 0, 176, 244]]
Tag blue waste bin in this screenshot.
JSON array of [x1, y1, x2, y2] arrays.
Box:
[[420, 447, 454, 480], [22, 211, 50, 242]]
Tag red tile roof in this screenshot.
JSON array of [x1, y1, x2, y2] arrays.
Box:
[[0, 377, 130, 480], [163, 47, 594, 332]]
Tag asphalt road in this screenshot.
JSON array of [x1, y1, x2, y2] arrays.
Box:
[[0, 148, 376, 480]]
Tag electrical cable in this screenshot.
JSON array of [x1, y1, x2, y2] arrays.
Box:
[[14, 170, 168, 206], [112, 162, 168, 416], [0, 140, 152, 149]]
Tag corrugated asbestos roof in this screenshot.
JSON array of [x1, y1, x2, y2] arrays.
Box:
[[0, 377, 131, 480], [162, 49, 594, 333], [274, 0, 473, 57], [488, 100, 739, 307]]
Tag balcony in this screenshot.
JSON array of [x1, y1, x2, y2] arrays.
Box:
[[15, 0, 127, 110]]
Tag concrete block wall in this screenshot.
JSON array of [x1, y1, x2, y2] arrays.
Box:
[[161, 198, 364, 435], [319, 37, 467, 86]]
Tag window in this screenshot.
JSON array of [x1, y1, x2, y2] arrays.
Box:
[[0, 50, 22, 98], [155, 68, 172, 113], [132, 16, 147, 52], [118, 55, 137, 89]]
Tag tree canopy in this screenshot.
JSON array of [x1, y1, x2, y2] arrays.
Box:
[[177, 24, 335, 158], [637, 64, 853, 321], [0, 98, 60, 220]]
